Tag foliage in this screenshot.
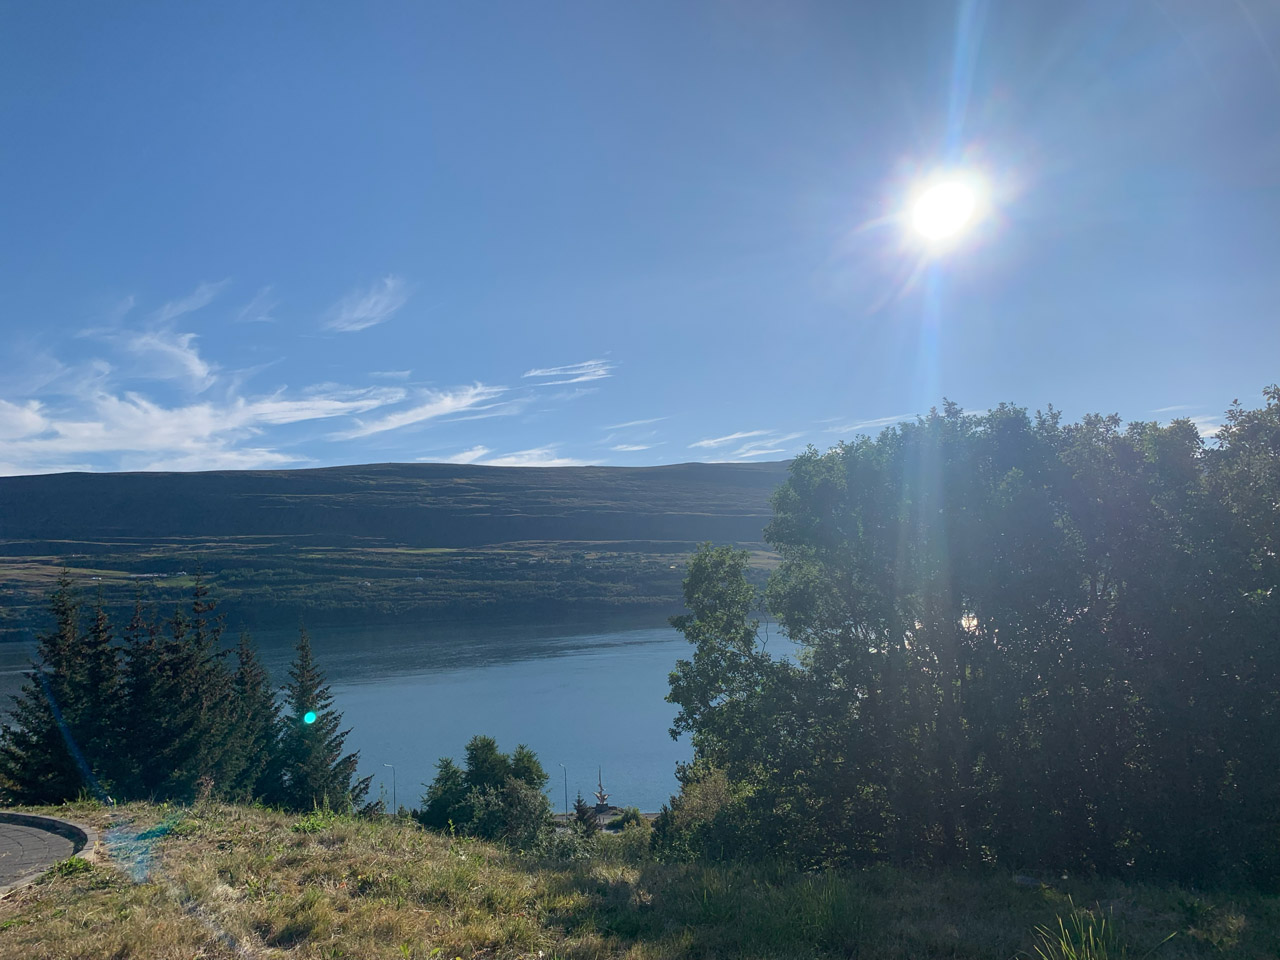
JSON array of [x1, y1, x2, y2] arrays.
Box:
[[666, 389, 1280, 886], [607, 806, 645, 832], [0, 573, 92, 803], [275, 626, 371, 811], [417, 737, 553, 849], [0, 578, 357, 812], [573, 790, 599, 838]]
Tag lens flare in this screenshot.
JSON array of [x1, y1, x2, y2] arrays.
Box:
[[303, 711, 317, 724]]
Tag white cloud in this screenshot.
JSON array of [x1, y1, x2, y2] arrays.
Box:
[[611, 443, 658, 452], [1152, 404, 1195, 413], [481, 446, 588, 467], [370, 369, 412, 380], [332, 383, 505, 439], [152, 280, 229, 325], [324, 276, 410, 332], [0, 384, 407, 475], [606, 416, 665, 429], [1188, 415, 1222, 437], [141, 447, 305, 472], [433, 445, 492, 464], [236, 286, 279, 323], [0, 400, 47, 440], [730, 432, 802, 458], [689, 429, 769, 449], [522, 358, 614, 386], [823, 413, 912, 434], [126, 329, 217, 392]]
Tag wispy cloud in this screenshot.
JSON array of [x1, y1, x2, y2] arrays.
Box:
[[1188, 415, 1222, 437], [823, 413, 912, 435], [689, 429, 770, 449], [370, 369, 412, 380], [153, 280, 229, 325], [522, 358, 614, 386], [126, 328, 217, 392], [0, 384, 408, 476], [324, 276, 410, 332], [606, 416, 665, 429], [434, 445, 491, 464], [235, 286, 279, 323], [332, 383, 505, 439], [730, 432, 802, 458], [611, 442, 660, 452], [1151, 404, 1195, 414], [0, 400, 47, 441], [482, 446, 587, 467], [429, 444, 588, 467]]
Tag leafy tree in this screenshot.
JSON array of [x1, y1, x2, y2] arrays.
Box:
[[276, 626, 370, 811], [470, 777, 553, 849], [665, 391, 1280, 886]]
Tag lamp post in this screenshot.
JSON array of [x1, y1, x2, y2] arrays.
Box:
[[558, 763, 568, 817], [383, 763, 396, 815]]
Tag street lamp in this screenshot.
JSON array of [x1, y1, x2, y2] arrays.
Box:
[[558, 763, 568, 817], [383, 763, 396, 815]]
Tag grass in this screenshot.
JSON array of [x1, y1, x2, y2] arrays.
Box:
[[0, 801, 1276, 959]]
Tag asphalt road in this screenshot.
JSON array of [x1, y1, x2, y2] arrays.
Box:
[[0, 821, 75, 886]]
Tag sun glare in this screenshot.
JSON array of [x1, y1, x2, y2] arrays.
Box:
[[911, 177, 983, 244]]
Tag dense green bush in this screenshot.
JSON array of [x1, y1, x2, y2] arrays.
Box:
[[416, 736, 552, 850]]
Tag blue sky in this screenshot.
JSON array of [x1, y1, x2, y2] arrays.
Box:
[[2, 1, 1278, 474]]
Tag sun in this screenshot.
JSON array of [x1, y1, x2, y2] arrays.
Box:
[[910, 176, 984, 244]]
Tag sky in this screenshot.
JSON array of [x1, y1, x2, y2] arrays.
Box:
[[1, 0, 1278, 475]]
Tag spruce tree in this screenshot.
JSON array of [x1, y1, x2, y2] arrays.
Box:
[[0, 573, 89, 803], [130, 577, 240, 801], [76, 592, 123, 791], [277, 627, 370, 811], [227, 632, 281, 801], [573, 791, 599, 837], [117, 591, 164, 798]]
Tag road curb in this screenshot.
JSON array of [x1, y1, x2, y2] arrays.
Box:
[[0, 811, 99, 898]]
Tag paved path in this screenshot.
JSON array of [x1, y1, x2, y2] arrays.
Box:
[[0, 822, 76, 886]]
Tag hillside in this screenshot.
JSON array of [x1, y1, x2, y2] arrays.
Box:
[[3, 801, 1271, 959], [0, 461, 790, 636]]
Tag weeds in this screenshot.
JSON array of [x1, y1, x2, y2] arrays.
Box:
[[0, 802, 1274, 959]]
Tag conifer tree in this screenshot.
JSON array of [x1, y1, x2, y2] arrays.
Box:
[[277, 626, 370, 811], [77, 591, 123, 791], [117, 591, 164, 797], [0, 573, 89, 803], [573, 790, 599, 837], [227, 632, 281, 801], [131, 577, 240, 801]]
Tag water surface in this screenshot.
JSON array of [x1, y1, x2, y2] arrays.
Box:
[[0, 619, 716, 812]]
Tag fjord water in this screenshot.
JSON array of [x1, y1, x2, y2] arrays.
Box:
[[253, 619, 695, 813], [0, 619, 737, 812]]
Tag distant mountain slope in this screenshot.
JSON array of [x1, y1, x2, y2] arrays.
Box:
[[0, 461, 791, 636], [0, 460, 790, 546]]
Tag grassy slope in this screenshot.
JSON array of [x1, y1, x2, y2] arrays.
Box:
[[0, 461, 788, 636], [2, 802, 1275, 960]]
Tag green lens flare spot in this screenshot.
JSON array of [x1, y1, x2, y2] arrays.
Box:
[[303, 711, 317, 725]]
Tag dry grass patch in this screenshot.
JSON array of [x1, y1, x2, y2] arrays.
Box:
[[0, 802, 1276, 959]]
